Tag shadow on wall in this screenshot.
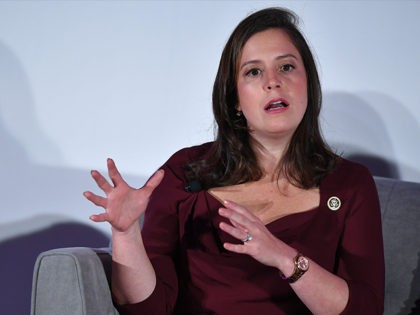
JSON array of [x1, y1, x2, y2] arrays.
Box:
[[0, 41, 146, 314], [0, 219, 110, 315], [346, 153, 399, 179], [322, 92, 420, 181], [0, 41, 62, 166]]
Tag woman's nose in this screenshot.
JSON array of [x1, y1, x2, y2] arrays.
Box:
[[264, 72, 281, 90]]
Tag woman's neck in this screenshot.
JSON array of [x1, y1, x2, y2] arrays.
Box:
[[250, 135, 290, 178]]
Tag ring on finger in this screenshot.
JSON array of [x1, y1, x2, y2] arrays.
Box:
[[241, 233, 253, 243]]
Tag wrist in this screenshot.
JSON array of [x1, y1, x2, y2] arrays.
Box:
[[112, 221, 141, 239], [276, 249, 298, 277], [280, 252, 310, 283]]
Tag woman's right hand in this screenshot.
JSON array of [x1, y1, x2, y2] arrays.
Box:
[[84, 158, 164, 233]]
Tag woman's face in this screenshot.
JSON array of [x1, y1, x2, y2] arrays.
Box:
[[236, 28, 308, 144]]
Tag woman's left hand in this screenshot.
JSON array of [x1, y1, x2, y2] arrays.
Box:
[[218, 200, 288, 269]]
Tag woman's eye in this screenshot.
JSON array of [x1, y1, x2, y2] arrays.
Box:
[[280, 64, 295, 72], [245, 68, 262, 77]]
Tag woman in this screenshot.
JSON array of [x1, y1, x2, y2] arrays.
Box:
[[84, 7, 384, 315]]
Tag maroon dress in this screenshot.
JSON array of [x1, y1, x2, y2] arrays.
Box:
[[117, 142, 385, 315]]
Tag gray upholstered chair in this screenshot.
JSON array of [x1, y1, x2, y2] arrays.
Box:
[[31, 177, 420, 315]]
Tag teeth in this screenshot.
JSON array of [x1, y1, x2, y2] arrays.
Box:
[[267, 100, 286, 110]]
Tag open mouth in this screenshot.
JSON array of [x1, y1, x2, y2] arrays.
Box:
[[265, 99, 289, 111]]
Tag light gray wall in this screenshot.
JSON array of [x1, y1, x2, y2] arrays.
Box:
[[1, 0, 419, 237]]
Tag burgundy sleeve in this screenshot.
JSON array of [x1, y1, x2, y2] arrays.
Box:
[[338, 169, 385, 314], [115, 150, 191, 315]]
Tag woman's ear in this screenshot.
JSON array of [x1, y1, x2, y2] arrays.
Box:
[[235, 104, 243, 117]]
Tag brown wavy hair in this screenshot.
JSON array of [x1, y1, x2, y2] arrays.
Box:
[[187, 7, 337, 189]]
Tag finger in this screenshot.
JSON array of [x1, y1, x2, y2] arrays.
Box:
[[89, 212, 109, 223], [148, 169, 165, 187], [223, 242, 248, 254], [223, 200, 257, 222], [83, 191, 107, 208], [219, 206, 253, 230], [229, 218, 247, 231], [91, 170, 113, 194], [219, 209, 247, 231], [107, 158, 125, 187], [142, 169, 165, 192], [219, 221, 249, 241]]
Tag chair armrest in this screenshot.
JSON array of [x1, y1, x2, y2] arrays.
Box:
[[31, 247, 119, 315]]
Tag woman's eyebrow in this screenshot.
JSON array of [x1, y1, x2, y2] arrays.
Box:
[[275, 53, 298, 61], [239, 54, 298, 70]]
